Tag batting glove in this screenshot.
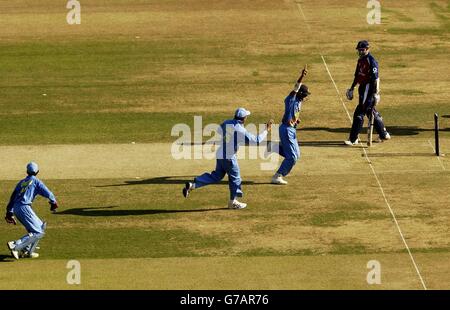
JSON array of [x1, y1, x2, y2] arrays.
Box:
[[346, 88, 354, 100], [49, 201, 59, 213], [5, 212, 17, 225]]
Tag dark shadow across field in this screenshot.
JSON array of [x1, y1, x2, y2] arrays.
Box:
[[298, 126, 449, 135], [363, 152, 435, 157], [299, 140, 348, 147], [0, 255, 14, 263], [96, 176, 272, 187], [56, 206, 229, 217]]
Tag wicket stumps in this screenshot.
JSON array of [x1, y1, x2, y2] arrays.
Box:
[[435, 113, 440, 156]]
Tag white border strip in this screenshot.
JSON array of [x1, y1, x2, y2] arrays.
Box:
[[295, 1, 427, 290], [428, 140, 446, 171]]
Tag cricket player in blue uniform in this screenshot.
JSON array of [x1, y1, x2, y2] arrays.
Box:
[[345, 40, 390, 145], [183, 108, 273, 209], [270, 66, 310, 185], [5, 162, 58, 259]]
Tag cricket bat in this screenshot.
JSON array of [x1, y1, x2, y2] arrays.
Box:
[[367, 110, 374, 147]]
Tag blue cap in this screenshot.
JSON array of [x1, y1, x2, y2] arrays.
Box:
[[356, 40, 370, 49], [234, 108, 251, 119], [26, 162, 39, 175]]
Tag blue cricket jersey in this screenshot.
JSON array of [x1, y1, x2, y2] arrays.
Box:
[[217, 119, 268, 160], [6, 175, 57, 212], [282, 94, 302, 125]]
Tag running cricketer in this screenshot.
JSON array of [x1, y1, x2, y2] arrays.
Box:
[[5, 162, 59, 259], [183, 108, 273, 209]]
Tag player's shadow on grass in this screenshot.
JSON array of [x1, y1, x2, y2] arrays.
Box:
[[298, 140, 346, 147], [300, 126, 449, 136], [56, 206, 229, 217], [0, 254, 14, 263], [96, 176, 272, 187]]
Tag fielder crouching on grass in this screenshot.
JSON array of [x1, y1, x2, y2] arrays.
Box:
[[345, 40, 390, 146], [5, 162, 59, 259], [183, 108, 273, 209]]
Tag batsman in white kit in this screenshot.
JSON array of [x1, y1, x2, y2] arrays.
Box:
[[5, 162, 59, 259]]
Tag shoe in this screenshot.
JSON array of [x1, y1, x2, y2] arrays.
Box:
[[228, 200, 247, 209], [7, 241, 19, 260], [271, 173, 288, 185], [7, 241, 15, 251], [344, 139, 359, 146], [376, 132, 391, 143], [23, 252, 39, 259], [182, 182, 194, 198]]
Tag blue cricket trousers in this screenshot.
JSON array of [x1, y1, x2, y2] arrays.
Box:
[[12, 204, 46, 253], [276, 124, 300, 176], [194, 158, 243, 200]]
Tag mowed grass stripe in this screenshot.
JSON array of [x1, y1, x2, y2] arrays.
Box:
[[3, 254, 448, 289], [1, 172, 448, 261], [1, 139, 447, 179]]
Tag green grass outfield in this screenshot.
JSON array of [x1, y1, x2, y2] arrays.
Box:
[[0, 0, 449, 289]]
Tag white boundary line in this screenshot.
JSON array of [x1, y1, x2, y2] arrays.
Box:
[[295, 1, 427, 290], [428, 140, 446, 171]]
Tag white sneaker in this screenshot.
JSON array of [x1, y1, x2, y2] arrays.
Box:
[[7, 241, 19, 260], [344, 139, 359, 146], [23, 252, 39, 259], [182, 182, 194, 198], [376, 132, 391, 143], [7, 241, 15, 250], [271, 174, 288, 185], [228, 200, 247, 209]]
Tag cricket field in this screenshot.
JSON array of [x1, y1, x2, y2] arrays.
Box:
[[0, 0, 449, 290]]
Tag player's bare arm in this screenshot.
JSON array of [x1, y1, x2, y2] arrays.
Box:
[[290, 65, 308, 96], [266, 119, 274, 132]]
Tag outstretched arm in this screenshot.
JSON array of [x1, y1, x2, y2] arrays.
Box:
[[241, 120, 273, 145], [289, 65, 308, 96], [37, 181, 58, 212], [37, 181, 57, 203]]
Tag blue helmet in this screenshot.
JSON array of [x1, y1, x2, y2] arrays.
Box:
[[26, 162, 39, 175]]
